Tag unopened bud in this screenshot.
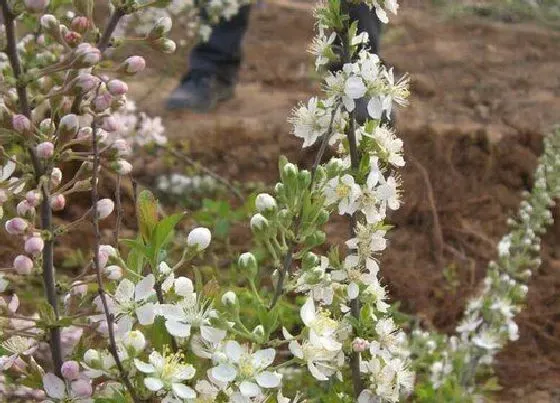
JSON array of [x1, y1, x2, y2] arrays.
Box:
[[12, 114, 31, 134], [113, 159, 132, 175], [16, 200, 35, 217], [83, 349, 100, 365], [187, 227, 211, 250], [5, 218, 28, 234], [92, 93, 112, 112], [40, 14, 58, 30], [101, 116, 118, 132], [151, 38, 176, 54], [255, 193, 276, 212], [106, 80, 128, 96], [250, 213, 268, 232], [147, 17, 172, 41], [36, 142, 54, 159], [123, 330, 146, 353], [120, 56, 146, 75], [25, 236, 44, 255], [13, 255, 33, 275], [39, 118, 54, 135], [352, 338, 369, 352], [221, 291, 237, 306], [64, 31, 82, 47], [253, 325, 265, 337], [50, 194, 65, 211], [96, 199, 114, 220], [71, 16, 90, 33], [238, 252, 258, 277], [26, 191, 41, 206], [51, 167, 62, 186], [61, 360, 80, 380], [71, 281, 88, 296]]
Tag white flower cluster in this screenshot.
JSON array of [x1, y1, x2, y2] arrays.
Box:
[[116, 0, 251, 43], [412, 130, 560, 396]]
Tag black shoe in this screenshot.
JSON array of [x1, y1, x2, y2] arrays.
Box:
[[165, 71, 235, 112]]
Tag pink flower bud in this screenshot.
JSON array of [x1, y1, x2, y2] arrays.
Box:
[[106, 80, 128, 96], [352, 337, 370, 353], [12, 114, 31, 134], [71, 16, 90, 33], [40, 118, 54, 135], [24, 0, 50, 13], [64, 31, 82, 47], [13, 255, 33, 275], [50, 194, 65, 211], [16, 200, 35, 216], [114, 159, 132, 175], [75, 47, 101, 67], [5, 218, 28, 234], [73, 73, 98, 94], [70, 379, 92, 398], [25, 236, 44, 255], [92, 93, 112, 112], [121, 56, 146, 74], [101, 116, 118, 132], [36, 142, 54, 159], [77, 126, 92, 140], [40, 14, 58, 30], [51, 167, 62, 186], [59, 114, 79, 141], [61, 360, 80, 380], [26, 191, 41, 205], [96, 199, 114, 220]]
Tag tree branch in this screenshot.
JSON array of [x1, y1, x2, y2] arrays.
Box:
[[1, 0, 63, 376], [90, 119, 139, 402]]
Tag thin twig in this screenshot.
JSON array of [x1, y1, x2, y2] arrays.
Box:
[[91, 119, 139, 402], [1, 0, 63, 376], [97, 8, 126, 53], [410, 155, 444, 269], [168, 147, 244, 202]]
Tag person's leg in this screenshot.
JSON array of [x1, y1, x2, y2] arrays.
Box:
[[189, 5, 252, 84], [166, 5, 251, 111], [348, 3, 382, 56]]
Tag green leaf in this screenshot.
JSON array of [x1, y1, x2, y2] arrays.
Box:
[[137, 190, 158, 242], [153, 212, 185, 253]]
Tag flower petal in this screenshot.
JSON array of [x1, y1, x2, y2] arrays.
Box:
[[252, 348, 275, 369], [134, 359, 155, 373], [135, 274, 155, 302], [165, 319, 191, 338], [172, 383, 196, 399], [144, 377, 164, 392], [239, 381, 261, 397], [135, 303, 156, 326], [255, 370, 282, 388], [115, 279, 135, 303], [201, 325, 226, 344], [300, 298, 315, 327], [224, 340, 243, 363], [43, 373, 66, 399], [210, 364, 237, 383]]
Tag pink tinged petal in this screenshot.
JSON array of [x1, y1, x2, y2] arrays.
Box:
[[255, 371, 282, 388], [165, 319, 191, 337], [144, 377, 164, 392], [43, 373, 66, 399], [348, 282, 359, 299], [252, 348, 276, 369], [239, 381, 261, 397], [201, 325, 226, 344], [135, 303, 156, 325], [135, 274, 155, 301], [172, 383, 196, 399], [115, 279, 135, 303], [134, 359, 155, 373], [224, 340, 243, 362], [300, 298, 315, 327], [211, 364, 237, 383]]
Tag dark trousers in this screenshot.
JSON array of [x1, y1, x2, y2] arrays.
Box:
[[189, 4, 382, 84]]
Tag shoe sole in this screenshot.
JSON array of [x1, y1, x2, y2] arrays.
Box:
[[165, 87, 235, 113]]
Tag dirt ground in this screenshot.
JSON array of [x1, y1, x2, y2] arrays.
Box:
[[127, 2, 560, 400], [3, 0, 560, 401]]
